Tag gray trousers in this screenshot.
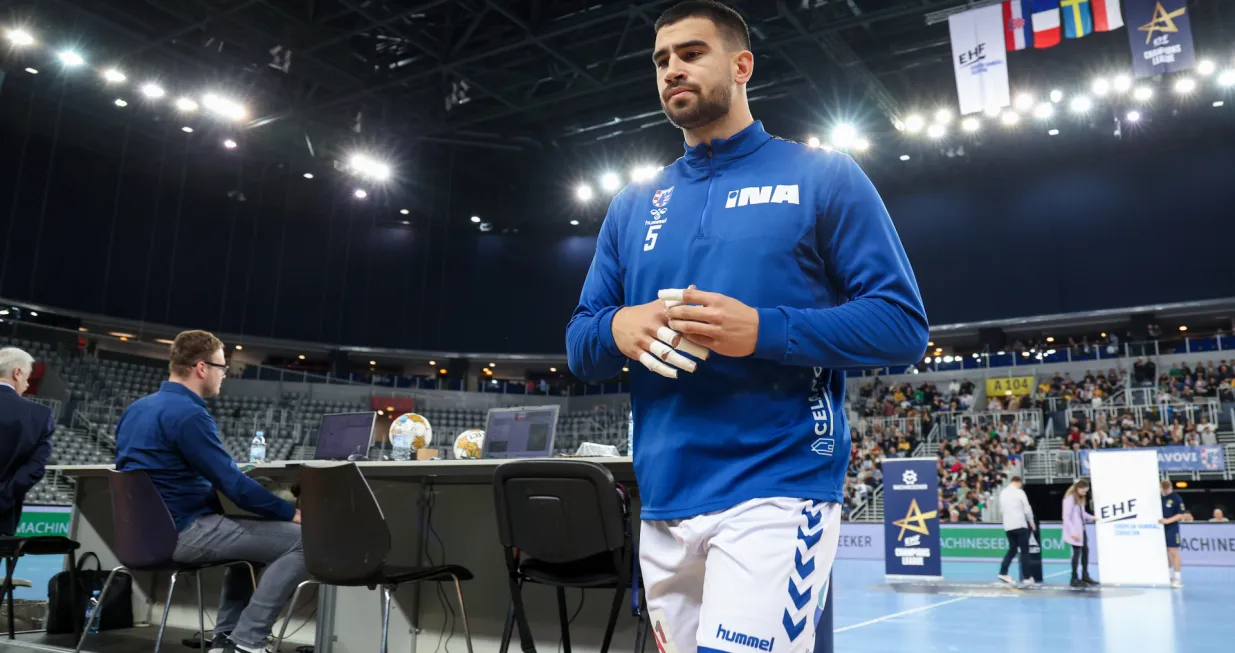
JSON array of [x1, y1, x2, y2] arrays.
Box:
[[174, 514, 308, 649]]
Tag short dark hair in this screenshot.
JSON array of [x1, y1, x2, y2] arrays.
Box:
[[169, 330, 223, 377], [655, 1, 751, 52], [1010, 476, 1023, 484]]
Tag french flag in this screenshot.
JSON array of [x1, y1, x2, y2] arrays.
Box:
[[1092, 0, 1124, 32], [1003, 1, 1033, 51], [1030, 0, 1061, 49]]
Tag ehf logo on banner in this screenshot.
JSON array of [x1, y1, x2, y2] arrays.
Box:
[[882, 458, 942, 579], [1124, 0, 1195, 78]]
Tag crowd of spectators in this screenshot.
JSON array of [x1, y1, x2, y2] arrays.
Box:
[[851, 378, 972, 433], [935, 419, 1036, 522], [1160, 360, 1235, 402], [1062, 410, 1219, 450]]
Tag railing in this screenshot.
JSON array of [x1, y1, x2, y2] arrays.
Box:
[[27, 396, 63, 420], [855, 415, 921, 438], [1022, 444, 1235, 482], [848, 485, 883, 522], [941, 410, 1042, 436]]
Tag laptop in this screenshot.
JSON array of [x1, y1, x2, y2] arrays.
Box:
[[481, 405, 560, 459], [314, 412, 378, 461]]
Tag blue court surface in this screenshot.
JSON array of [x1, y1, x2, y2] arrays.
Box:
[[830, 559, 1232, 653]]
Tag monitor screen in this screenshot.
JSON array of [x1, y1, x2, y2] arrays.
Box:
[[482, 406, 560, 459], [314, 412, 377, 460]]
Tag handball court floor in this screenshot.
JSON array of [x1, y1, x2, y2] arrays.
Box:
[[830, 559, 1232, 653]]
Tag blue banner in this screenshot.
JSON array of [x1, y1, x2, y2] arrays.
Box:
[[1124, 0, 1195, 78], [1081, 445, 1226, 474], [882, 458, 942, 578]]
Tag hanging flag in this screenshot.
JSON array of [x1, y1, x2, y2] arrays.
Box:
[[1003, 1, 1034, 51], [1061, 0, 1094, 38], [1124, 0, 1195, 78], [1031, 0, 1062, 49], [949, 4, 1011, 115], [1092, 0, 1125, 32]]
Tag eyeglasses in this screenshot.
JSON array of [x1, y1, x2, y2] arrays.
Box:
[[202, 360, 230, 375]]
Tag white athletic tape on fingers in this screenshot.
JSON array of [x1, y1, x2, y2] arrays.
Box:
[[655, 326, 682, 348], [649, 340, 697, 373], [638, 352, 678, 379], [658, 288, 685, 302], [663, 299, 682, 309], [677, 338, 711, 360]]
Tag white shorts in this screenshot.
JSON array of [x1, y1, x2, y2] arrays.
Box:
[[640, 498, 841, 653]]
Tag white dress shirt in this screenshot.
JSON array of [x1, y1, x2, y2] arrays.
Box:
[[1000, 484, 1035, 531]]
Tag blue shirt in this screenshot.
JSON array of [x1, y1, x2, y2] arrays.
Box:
[[1162, 491, 1184, 529], [115, 382, 295, 531], [566, 121, 929, 520]]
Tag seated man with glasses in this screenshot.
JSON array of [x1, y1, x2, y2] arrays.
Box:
[[116, 330, 305, 653]]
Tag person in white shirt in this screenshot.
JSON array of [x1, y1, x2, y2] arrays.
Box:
[[1212, 508, 1229, 523], [998, 476, 1035, 585]]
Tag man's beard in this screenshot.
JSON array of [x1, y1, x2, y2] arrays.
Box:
[[661, 83, 731, 131]]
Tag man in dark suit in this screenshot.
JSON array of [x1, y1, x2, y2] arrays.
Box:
[[0, 347, 54, 536]]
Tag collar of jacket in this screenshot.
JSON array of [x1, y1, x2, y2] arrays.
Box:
[[682, 120, 773, 172]]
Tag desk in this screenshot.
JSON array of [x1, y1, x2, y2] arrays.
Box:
[[50, 459, 641, 653]]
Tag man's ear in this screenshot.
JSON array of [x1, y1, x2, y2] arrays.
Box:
[[733, 50, 754, 85]]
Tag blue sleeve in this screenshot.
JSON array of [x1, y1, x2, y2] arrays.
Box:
[[753, 155, 929, 368], [566, 198, 628, 382], [175, 412, 296, 521]]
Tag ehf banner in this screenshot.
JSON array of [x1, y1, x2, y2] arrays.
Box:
[[1089, 449, 1170, 586], [1124, 0, 1195, 78], [948, 4, 1011, 115], [882, 457, 942, 579], [1080, 445, 1226, 474]]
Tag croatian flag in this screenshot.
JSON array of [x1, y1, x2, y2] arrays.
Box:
[[1003, 1, 1033, 51], [1092, 0, 1124, 32], [1031, 0, 1062, 49]]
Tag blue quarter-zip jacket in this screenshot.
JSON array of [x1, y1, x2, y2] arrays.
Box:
[[566, 121, 929, 521]]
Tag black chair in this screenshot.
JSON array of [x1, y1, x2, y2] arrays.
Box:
[[0, 534, 82, 639], [296, 463, 475, 653], [493, 460, 646, 653], [75, 471, 255, 653]]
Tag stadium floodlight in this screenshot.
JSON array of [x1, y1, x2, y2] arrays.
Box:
[[926, 123, 946, 139], [6, 29, 35, 46], [1048, 129, 1059, 136], [1197, 60, 1215, 76], [354, 189, 368, 199], [1217, 101, 1227, 108], [141, 83, 165, 99], [1069, 96, 1093, 113], [1092, 78, 1110, 96], [933, 108, 952, 124], [575, 184, 594, 202], [852, 137, 870, 152], [983, 105, 1002, 118], [899, 154, 910, 161], [302, 173, 314, 179], [903, 115, 925, 133], [223, 139, 237, 149], [599, 172, 621, 192], [114, 99, 128, 108], [103, 69, 126, 83], [175, 97, 199, 112], [831, 123, 857, 148], [348, 154, 392, 182], [1173, 77, 1196, 94], [1000, 111, 1019, 126], [570, 220, 580, 226], [1112, 74, 1132, 92], [1033, 103, 1054, 120], [202, 93, 247, 121], [58, 51, 84, 67], [962, 117, 981, 132], [630, 165, 658, 182], [1013, 93, 1034, 111], [1126, 110, 1141, 122], [1050, 89, 1064, 103], [1133, 86, 1153, 101], [23, 67, 37, 75], [1219, 70, 1235, 87], [181, 126, 194, 133], [399, 209, 410, 215], [470, 215, 481, 223], [807, 136, 821, 148]]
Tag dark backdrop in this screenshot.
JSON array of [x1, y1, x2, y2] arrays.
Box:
[[3, 70, 1235, 355]]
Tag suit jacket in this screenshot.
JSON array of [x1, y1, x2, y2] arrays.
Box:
[[0, 384, 54, 535]]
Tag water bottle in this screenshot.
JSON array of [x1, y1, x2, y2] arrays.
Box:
[[249, 430, 267, 464], [84, 590, 101, 634], [390, 428, 412, 462]]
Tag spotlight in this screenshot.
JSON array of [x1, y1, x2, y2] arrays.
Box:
[[1069, 96, 1093, 113], [103, 69, 126, 83], [23, 68, 37, 75], [1174, 77, 1196, 94], [903, 115, 925, 133], [176, 97, 199, 112], [1000, 111, 1019, 126], [630, 165, 658, 182], [852, 137, 870, 152], [831, 123, 857, 148], [202, 93, 247, 120], [1033, 103, 1054, 119], [114, 98, 128, 107], [1126, 110, 1141, 122], [600, 172, 621, 192], [1112, 74, 1132, 92], [302, 173, 314, 179], [470, 216, 481, 223], [575, 184, 594, 202], [570, 220, 580, 226], [934, 108, 952, 124], [1014, 93, 1034, 111], [1092, 78, 1110, 96], [1050, 89, 1064, 103], [962, 117, 981, 132], [1219, 70, 1235, 87], [899, 154, 910, 161], [6, 29, 35, 46], [1216, 101, 1227, 108], [1133, 86, 1153, 101], [348, 154, 392, 182], [180, 126, 193, 133], [807, 136, 821, 148], [1197, 60, 1215, 76], [58, 51, 84, 67], [223, 139, 237, 149], [926, 124, 946, 139], [400, 220, 410, 225], [354, 189, 367, 199], [399, 209, 410, 215], [1048, 129, 1060, 136], [141, 83, 165, 99]]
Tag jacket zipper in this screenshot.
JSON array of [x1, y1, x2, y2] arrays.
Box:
[[697, 146, 714, 240]]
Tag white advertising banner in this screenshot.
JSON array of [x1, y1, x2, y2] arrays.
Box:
[[1089, 450, 1170, 586], [948, 4, 1011, 115]]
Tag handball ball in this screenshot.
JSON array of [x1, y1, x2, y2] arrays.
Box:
[[453, 430, 485, 460], [390, 413, 433, 449]]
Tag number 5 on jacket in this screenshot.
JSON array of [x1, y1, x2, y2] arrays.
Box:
[[644, 224, 662, 251]]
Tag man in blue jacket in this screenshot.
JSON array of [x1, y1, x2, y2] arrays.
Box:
[[565, 3, 929, 652], [0, 347, 53, 536], [116, 331, 304, 653]]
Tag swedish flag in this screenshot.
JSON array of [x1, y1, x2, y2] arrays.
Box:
[[1060, 0, 1094, 38]]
